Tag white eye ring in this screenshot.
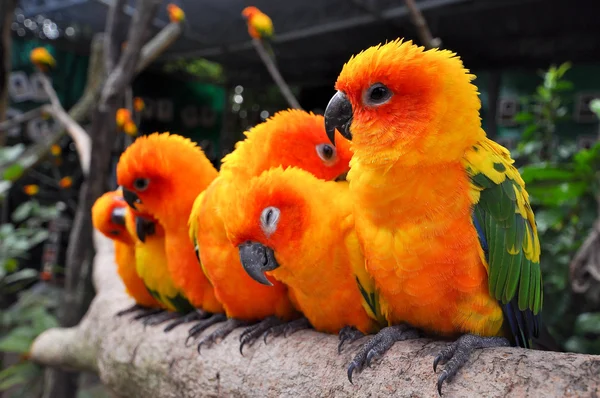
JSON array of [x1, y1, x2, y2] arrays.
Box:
[[260, 206, 280, 238], [316, 143, 337, 165]]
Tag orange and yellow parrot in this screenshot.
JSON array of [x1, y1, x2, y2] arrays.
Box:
[[91, 190, 161, 313], [241, 6, 275, 60], [224, 166, 385, 349], [188, 110, 353, 350], [30, 47, 55, 72], [117, 132, 221, 331], [323, 39, 543, 394], [167, 3, 185, 23]]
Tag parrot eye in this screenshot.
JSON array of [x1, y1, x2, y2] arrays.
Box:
[[316, 143, 337, 164], [365, 83, 392, 106], [260, 206, 280, 238], [133, 178, 150, 191]]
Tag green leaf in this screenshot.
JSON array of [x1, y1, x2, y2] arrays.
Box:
[[520, 164, 576, 183], [528, 181, 588, 207], [0, 326, 36, 353], [12, 201, 34, 223], [3, 258, 18, 273], [0, 362, 41, 391], [555, 80, 574, 91], [574, 312, 600, 335], [2, 163, 24, 181], [513, 112, 534, 123]]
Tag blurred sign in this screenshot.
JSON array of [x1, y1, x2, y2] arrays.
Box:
[[133, 70, 225, 164]]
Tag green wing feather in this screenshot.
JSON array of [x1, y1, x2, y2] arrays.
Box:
[[466, 139, 543, 348]]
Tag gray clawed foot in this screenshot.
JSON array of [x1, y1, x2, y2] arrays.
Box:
[[262, 317, 311, 343], [142, 311, 180, 327], [347, 324, 420, 384], [115, 304, 146, 317], [433, 334, 510, 396], [338, 326, 365, 354], [164, 310, 207, 332], [196, 318, 251, 354], [132, 308, 164, 320], [239, 316, 283, 355], [185, 313, 227, 346]]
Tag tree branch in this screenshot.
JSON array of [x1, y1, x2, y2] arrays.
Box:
[[403, 0, 441, 49], [251, 39, 302, 110], [38, 74, 91, 175], [29, 231, 600, 397], [0, 106, 47, 132], [100, 0, 162, 109], [104, 0, 127, 74]]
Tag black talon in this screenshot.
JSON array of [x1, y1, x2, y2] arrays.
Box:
[[347, 362, 357, 384], [433, 354, 442, 373], [437, 371, 448, 396], [142, 311, 180, 327]]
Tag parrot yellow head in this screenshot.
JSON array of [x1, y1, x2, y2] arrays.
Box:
[[224, 167, 316, 286], [91, 189, 134, 245], [30, 47, 56, 71], [116, 132, 217, 225], [324, 38, 484, 166]]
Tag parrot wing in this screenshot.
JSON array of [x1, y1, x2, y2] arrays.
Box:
[[465, 138, 542, 349], [251, 13, 274, 38]]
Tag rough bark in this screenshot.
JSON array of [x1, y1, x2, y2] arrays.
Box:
[[29, 231, 600, 398], [0, 0, 17, 146]]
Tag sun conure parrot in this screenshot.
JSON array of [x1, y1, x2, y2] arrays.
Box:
[[323, 39, 544, 394], [30, 47, 55, 72], [91, 189, 161, 314], [117, 132, 221, 331], [187, 109, 353, 352], [241, 6, 276, 61], [224, 166, 386, 352]]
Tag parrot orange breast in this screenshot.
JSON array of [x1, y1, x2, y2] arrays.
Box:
[[351, 160, 503, 337], [197, 178, 298, 321]]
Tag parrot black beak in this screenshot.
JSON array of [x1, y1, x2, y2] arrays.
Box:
[[238, 241, 279, 286], [110, 206, 126, 226], [123, 188, 141, 210], [324, 90, 353, 145], [135, 216, 155, 243]]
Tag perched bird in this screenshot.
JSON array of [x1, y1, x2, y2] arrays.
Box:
[[323, 39, 543, 394], [188, 109, 353, 351], [133, 97, 145, 113], [91, 190, 161, 312], [117, 132, 221, 331], [30, 47, 55, 72], [23, 184, 39, 196], [224, 166, 385, 352], [241, 6, 275, 59], [123, 120, 138, 137], [58, 176, 73, 189], [167, 3, 185, 23]]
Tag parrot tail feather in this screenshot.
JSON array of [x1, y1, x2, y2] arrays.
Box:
[[433, 334, 510, 396], [347, 324, 421, 384]]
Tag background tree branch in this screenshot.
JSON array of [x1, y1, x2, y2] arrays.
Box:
[[29, 231, 600, 398], [403, 0, 441, 49], [0, 0, 17, 146]]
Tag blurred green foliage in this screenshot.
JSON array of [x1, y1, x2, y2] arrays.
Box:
[[162, 58, 225, 84], [0, 200, 59, 396], [515, 63, 600, 354]]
